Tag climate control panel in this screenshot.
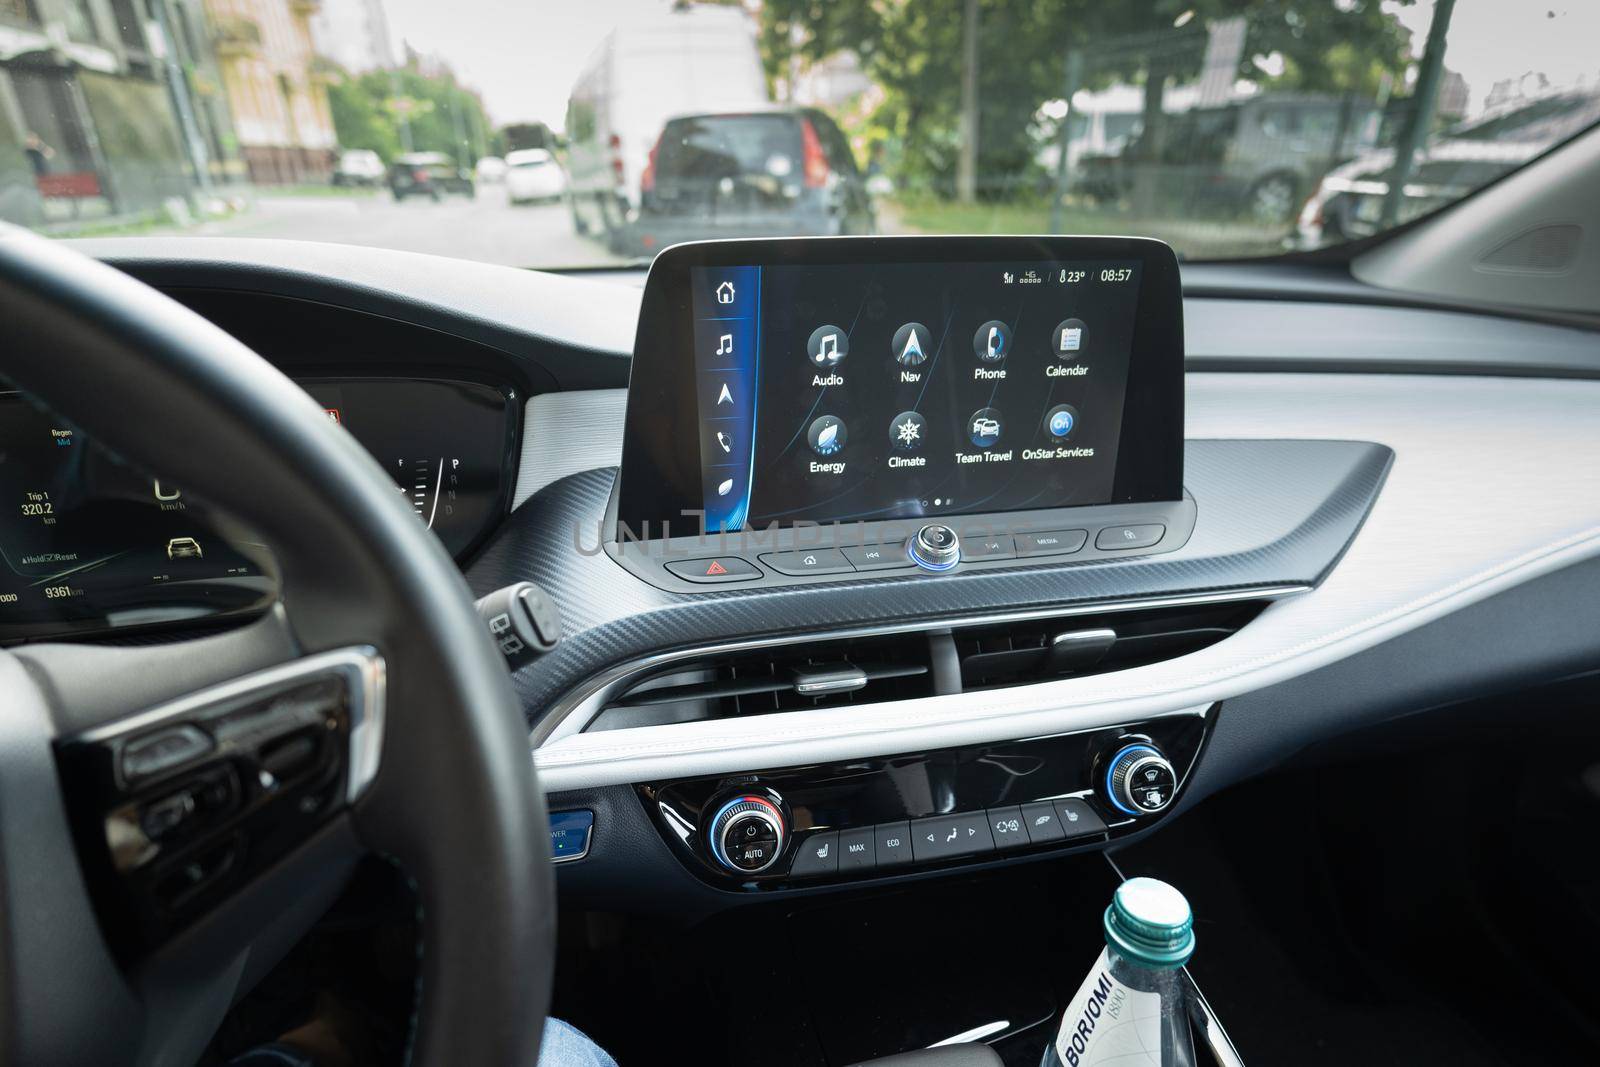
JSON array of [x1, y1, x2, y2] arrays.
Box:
[[641, 715, 1204, 890]]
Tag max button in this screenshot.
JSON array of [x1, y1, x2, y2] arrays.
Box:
[[664, 556, 760, 583]]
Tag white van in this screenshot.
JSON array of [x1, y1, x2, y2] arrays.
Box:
[[565, 4, 769, 251]]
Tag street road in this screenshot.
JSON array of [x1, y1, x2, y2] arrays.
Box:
[[180, 184, 617, 269]]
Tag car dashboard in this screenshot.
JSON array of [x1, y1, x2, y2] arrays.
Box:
[[25, 235, 1600, 916]]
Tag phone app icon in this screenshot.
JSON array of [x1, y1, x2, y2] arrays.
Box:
[[892, 322, 931, 366], [968, 407, 1003, 448], [1044, 404, 1080, 439], [807, 325, 849, 367], [973, 320, 1010, 363], [807, 415, 847, 456], [1052, 318, 1088, 359]]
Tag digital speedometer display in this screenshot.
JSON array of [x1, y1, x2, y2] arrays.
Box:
[[0, 395, 274, 639]]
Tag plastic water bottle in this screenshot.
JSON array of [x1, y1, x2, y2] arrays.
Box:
[[1041, 877, 1197, 1067]]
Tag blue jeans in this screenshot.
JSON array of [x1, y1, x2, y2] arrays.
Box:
[[540, 1018, 618, 1067]]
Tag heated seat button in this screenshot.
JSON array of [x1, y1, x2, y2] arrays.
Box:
[[759, 549, 854, 576], [664, 556, 760, 583], [788, 831, 839, 877], [1056, 798, 1108, 838], [1095, 524, 1166, 551], [838, 828, 876, 872], [873, 821, 913, 867], [986, 806, 1030, 850], [1020, 801, 1066, 843]]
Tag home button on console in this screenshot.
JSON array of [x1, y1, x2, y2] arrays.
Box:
[[759, 549, 855, 576]]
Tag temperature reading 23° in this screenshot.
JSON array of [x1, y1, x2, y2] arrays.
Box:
[[396, 457, 461, 529]]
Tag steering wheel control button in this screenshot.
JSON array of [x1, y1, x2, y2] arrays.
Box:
[[963, 534, 1016, 561], [873, 821, 913, 867], [1016, 529, 1089, 557], [549, 810, 594, 865], [986, 806, 1030, 850], [1096, 523, 1166, 551], [842, 543, 915, 572], [121, 725, 214, 783], [709, 796, 787, 874], [789, 831, 840, 878], [1020, 801, 1066, 843], [1105, 744, 1178, 816], [1055, 798, 1109, 838], [910, 812, 995, 861], [908, 523, 961, 572], [759, 548, 854, 576], [664, 555, 760, 583], [838, 828, 877, 872]]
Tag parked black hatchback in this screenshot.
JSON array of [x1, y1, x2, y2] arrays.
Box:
[[388, 152, 477, 201], [632, 107, 875, 255]]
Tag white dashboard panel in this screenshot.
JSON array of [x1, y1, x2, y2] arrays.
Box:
[[527, 372, 1600, 791]]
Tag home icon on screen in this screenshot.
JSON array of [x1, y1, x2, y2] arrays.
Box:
[[716, 281, 735, 304]]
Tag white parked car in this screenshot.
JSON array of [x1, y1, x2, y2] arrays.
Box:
[[331, 149, 385, 187], [474, 156, 508, 184], [504, 149, 567, 205]]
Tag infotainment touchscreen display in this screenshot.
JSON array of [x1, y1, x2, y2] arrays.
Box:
[[617, 236, 1182, 535]]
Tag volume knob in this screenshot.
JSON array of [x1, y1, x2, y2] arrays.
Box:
[[1105, 743, 1177, 816], [908, 523, 961, 571], [708, 795, 786, 874]]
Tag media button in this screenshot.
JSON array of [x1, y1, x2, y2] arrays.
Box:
[[807, 324, 849, 367], [1016, 529, 1088, 557], [1052, 318, 1088, 359], [973, 320, 1010, 362], [892, 322, 932, 366], [759, 549, 854, 576]]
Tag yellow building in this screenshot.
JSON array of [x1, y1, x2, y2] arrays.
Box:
[[205, 0, 336, 182]]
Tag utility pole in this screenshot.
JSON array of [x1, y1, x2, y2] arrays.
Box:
[[1379, 0, 1456, 228], [388, 68, 414, 153], [1048, 48, 1084, 233], [956, 0, 979, 203]]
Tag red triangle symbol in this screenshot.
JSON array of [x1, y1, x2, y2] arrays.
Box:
[[705, 560, 728, 576]]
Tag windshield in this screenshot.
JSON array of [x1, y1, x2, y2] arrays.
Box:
[[3, 0, 1595, 268]]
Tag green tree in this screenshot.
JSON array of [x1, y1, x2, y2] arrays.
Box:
[[326, 65, 494, 166], [759, 0, 1414, 201]]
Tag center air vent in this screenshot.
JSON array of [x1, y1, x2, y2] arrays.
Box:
[[587, 600, 1266, 733]]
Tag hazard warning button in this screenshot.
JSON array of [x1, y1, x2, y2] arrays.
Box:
[[664, 556, 761, 584]]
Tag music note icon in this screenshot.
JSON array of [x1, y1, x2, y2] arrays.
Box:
[[716, 333, 733, 356]]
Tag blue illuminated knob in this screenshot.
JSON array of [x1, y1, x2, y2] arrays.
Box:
[[709, 795, 786, 874], [1105, 744, 1177, 816], [908, 523, 960, 571]]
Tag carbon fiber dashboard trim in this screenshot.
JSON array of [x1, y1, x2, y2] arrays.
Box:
[[464, 437, 1392, 728]]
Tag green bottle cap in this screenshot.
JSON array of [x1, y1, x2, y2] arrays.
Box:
[[1104, 877, 1195, 969]]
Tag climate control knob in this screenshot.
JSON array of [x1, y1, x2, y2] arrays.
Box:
[[1104, 743, 1177, 816], [708, 795, 787, 874]]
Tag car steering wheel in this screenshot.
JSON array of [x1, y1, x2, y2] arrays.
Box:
[[0, 226, 553, 1065]]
